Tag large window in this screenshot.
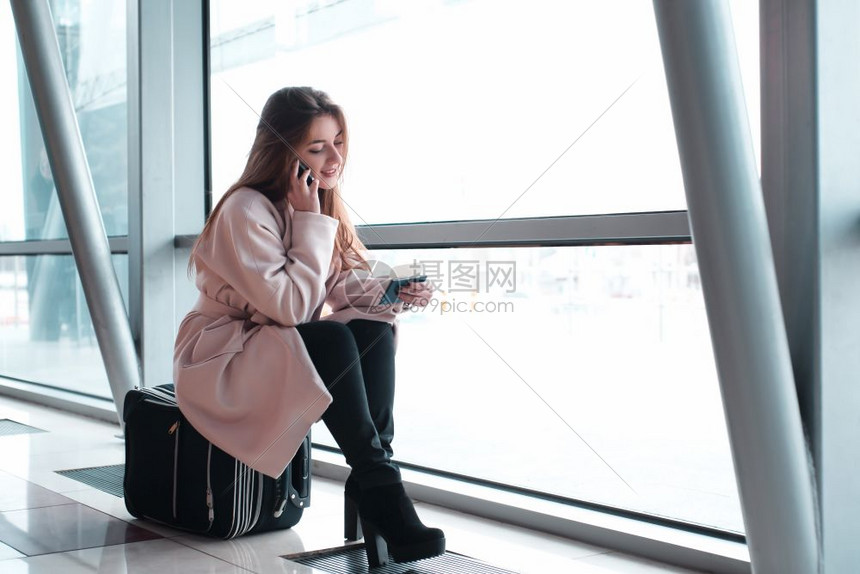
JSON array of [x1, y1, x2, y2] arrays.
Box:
[[312, 243, 741, 532], [208, 0, 759, 536], [0, 254, 128, 399], [209, 0, 759, 223], [0, 0, 127, 398], [0, 0, 127, 242]]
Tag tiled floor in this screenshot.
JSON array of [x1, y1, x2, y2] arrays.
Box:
[[0, 393, 704, 573]]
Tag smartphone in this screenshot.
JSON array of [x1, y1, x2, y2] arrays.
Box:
[[298, 161, 315, 186], [380, 275, 428, 305]]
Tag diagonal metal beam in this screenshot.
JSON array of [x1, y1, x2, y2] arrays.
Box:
[[651, 1, 819, 572], [10, 0, 141, 425]]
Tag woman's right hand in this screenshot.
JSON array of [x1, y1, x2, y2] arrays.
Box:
[[286, 159, 321, 213]]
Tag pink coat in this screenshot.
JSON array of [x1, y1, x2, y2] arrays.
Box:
[[174, 187, 402, 478]]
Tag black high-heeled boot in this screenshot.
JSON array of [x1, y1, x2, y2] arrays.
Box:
[[344, 475, 362, 541], [358, 483, 446, 567]]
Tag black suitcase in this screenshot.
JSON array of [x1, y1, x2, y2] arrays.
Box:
[[123, 384, 310, 538]]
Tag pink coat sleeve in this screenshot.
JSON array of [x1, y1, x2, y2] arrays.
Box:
[[199, 193, 339, 326]]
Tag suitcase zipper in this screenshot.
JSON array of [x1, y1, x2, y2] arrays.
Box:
[[205, 443, 214, 526], [168, 420, 180, 519], [273, 473, 287, 518]]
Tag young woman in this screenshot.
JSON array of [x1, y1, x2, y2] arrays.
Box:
[[174, 87, 443, 567]]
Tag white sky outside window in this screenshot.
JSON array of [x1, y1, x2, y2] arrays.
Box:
[[210, 0, 759, 225], [0, 2, 24, 242]]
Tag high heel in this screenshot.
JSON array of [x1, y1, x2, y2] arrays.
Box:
[[358, 483, 446, 567], [343, 477, 362, 541], [360, 519, 389, 567]]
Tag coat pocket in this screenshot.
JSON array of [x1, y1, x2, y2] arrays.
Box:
[[185, 316, 246, 367]]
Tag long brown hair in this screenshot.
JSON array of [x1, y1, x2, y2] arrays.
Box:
[[189, 87, 368, 275]]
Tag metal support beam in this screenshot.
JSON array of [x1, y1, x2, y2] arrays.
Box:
[[0, 237, 129, 256], [760, 0, 818, 445], [354, 211, 692, 249], [10, 0, 141, 425], [762, 1, 860, 571], [128, 0, 206, 388], [176, 211, 692, 250], [652, 1, 819, 572]]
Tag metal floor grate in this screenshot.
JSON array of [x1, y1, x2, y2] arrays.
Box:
[[286, 546, 519, 574], [56, 464, 125, 497], [0, 418, 47, 436]]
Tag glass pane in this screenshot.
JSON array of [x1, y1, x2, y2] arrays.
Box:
[[313, 244, 742, 533], [209, 0, 758, 223], [0, 254, 128, 399], [0, 0, 128, 242]]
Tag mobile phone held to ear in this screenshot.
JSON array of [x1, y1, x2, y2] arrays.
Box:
[[379, 275, 428, 305], [298, 161, 315, 186]]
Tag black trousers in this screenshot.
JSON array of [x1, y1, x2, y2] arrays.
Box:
[[295, 319, 401, 489]]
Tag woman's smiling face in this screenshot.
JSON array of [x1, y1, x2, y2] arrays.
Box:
[[298, 114, 345, 190]]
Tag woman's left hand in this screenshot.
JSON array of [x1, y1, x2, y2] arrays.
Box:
[[398, 281, 435, 309]]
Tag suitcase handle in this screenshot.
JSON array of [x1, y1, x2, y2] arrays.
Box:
[[288, 434, 311, 509], [273, 434, 311, 517]]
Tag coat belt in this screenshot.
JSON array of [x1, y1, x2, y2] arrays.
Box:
[[191, 294, 274, 326]]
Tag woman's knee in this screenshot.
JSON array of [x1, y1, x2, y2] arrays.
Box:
[[297, 321, 359, 364], [298, 320, 353, 345], [346, 319, 394, 348]]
